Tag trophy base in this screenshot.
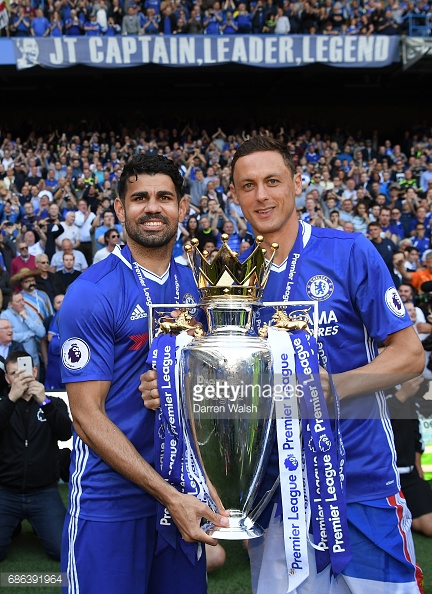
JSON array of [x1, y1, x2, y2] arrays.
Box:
[[206, 510, 264, 540]]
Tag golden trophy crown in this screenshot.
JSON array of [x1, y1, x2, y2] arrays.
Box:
[[185, 235, 278, 302]]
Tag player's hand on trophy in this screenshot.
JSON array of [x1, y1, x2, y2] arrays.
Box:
[[140, 369, 160, 410], [141, 309, 203, 410], [167, 492, 230, 546]]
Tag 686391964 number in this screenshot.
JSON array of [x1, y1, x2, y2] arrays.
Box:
[[1, 573, 68, 587]]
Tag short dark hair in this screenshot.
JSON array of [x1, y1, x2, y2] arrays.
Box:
[[5, 350, 34, 370], [368, 221, 381, 230], [104, 229, 117, 244], [118, 154, 184, 204], [231, 137, 295, 181], [398, 282, 416, 296]]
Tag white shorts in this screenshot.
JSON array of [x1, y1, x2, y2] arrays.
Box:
[[249, 494, 422, 594]]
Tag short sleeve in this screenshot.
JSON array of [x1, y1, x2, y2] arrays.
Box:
[[58, 278, 115, 383], [348, 233, 411, 343]]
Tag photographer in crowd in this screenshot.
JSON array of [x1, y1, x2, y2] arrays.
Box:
[[0, 351, 71, 561]]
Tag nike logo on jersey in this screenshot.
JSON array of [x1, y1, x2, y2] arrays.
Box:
[[130, 304, 148, 320], [129, 333, 149, 351]]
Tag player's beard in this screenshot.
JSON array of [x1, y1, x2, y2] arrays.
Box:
[[124, 213, 178, 249]]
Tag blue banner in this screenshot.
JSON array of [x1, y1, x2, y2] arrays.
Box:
[[6, 35, 400, 70]]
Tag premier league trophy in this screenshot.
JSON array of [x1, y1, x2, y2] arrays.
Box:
[[150, 235, 316, 540], [178, 235, 279, 539], [151, 236, 349, 588]]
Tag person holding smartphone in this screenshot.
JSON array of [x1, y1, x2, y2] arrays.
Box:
[[0, 351, 72, 562]]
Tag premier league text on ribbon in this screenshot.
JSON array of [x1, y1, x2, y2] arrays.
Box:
[[271, 329, 310, 586], [281, 402, 304, 571], [293, 335, 348, 560]]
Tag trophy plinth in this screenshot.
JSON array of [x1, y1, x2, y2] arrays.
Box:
[[207, 510, 264, 540]]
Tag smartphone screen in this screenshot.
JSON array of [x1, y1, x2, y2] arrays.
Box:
[[17, 356, 33, 375]]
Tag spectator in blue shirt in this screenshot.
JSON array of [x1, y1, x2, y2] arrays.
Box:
[[204, 6, 223, 34], [346, 17, 362, 33], [411, 222, 430, 258], [61, 0, 73, 22], [49, 11, 64, 37], [212, 217, 246, 252], [235, 3, 252, 33], [31, 8, 50, 37], [65, 10, 84, 36], [175, 0, 190, 21], [103, 18, 121, 34], [84, 13, 101, 35], [144, 0, 161, 16], [337, 144, 354, 163], [221, 11, 238, 33], [142, 7, 160, 34], [305, 145, 320, 164], [10, 7, 31, 36]]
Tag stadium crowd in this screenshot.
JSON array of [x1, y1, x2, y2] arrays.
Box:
[[2, 122, 432, 324], [0, 0, 431, 38]]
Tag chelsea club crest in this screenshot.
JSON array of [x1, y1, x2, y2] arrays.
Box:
[[182, 293, 198, 317], [306, 275, 334, 301]]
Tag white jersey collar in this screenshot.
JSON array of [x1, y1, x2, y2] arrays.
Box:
[[113, 244, 170, 284], [270, 221, 311, 272]]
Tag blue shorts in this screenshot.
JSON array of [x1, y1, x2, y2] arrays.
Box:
[[61, 513, 207, 594], [249, 493, 422, 594], [342, 493, 419, 587]]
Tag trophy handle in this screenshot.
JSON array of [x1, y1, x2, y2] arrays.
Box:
[[148, 303, 200, 345], [262, 300, 319, 339]]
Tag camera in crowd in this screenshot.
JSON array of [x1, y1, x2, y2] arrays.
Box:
[[414, 292, 432, 308]]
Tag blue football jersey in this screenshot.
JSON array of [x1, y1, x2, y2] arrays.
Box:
[[256, 222, 411, 502], [59, 246, 199, 521]]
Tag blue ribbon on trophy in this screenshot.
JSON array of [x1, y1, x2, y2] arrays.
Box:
[[269, 324, 351, 591], [148, 331, 216, 564], [295, 331, 351, 575]]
